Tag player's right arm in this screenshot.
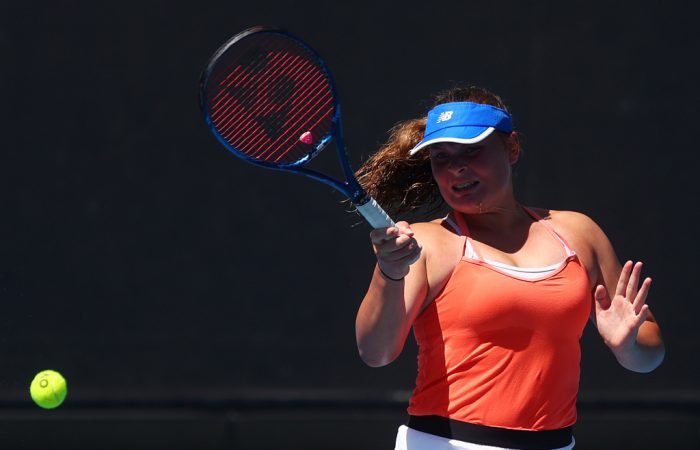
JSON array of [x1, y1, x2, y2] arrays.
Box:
[[355, 221, 428, 367]]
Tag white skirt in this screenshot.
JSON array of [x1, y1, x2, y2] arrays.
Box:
[[394, 425, 575, 450]]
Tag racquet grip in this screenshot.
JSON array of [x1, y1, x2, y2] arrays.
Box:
[[355, 197, 395, 229]]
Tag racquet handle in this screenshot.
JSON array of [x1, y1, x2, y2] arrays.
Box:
[[355, 197, 396, 229]]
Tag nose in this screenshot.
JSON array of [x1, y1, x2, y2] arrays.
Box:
[[448, 156, 468, 173]]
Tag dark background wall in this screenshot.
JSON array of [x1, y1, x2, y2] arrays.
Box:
[[0, 1, 698, 449]]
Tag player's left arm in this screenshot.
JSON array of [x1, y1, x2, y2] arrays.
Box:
[[585, 216, 665, 373]]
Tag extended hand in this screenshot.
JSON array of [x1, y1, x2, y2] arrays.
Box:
[[594, 261, 651, 351]]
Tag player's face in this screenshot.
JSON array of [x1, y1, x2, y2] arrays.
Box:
[[428, 133, 518, 214]]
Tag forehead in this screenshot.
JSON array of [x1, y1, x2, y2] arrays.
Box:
[[427, 141, 476, 152]]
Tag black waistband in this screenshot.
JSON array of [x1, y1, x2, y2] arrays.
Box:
[[407, 415, 573, 450]]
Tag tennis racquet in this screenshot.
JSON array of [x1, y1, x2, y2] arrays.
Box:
[[199, 26, 395, 229]]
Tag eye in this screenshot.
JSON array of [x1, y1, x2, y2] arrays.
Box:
[[428, 147, 449, 160], [463, 146, 482, 156]]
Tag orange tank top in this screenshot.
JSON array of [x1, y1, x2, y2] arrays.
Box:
[[408, 209, 592, 431]]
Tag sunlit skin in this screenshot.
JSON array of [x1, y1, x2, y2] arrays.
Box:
[[357, 132, 664, 373]]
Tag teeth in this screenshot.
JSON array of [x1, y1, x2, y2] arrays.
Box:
[[454, 181, 477, 190]]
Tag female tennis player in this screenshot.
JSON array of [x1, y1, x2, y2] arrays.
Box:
[[355, 85, 665, 450]]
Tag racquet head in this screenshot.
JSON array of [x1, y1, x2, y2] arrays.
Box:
[[199, 27, 339, 169]]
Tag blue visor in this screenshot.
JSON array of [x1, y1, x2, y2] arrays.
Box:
[[409, 102, 513, 155]]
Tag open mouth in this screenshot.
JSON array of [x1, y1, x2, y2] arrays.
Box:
[[452, 181, 479, 192]]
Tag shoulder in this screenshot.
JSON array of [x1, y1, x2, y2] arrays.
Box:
[[531, 207, 615, 261], [529, 207, 618, 287], [409, 218, 461, 247], [530, 207, 606, 243]]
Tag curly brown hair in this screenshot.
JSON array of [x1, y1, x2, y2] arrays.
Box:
[[355, 85, 515, 220]]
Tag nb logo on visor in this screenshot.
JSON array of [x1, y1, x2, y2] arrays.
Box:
[[436, 111, 453, 123]]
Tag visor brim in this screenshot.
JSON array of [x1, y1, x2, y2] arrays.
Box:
[[409, 127, 495, 155]]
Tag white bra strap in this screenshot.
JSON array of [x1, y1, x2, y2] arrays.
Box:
[[465, 239, 478, 259], [522, 207, 576, 257]]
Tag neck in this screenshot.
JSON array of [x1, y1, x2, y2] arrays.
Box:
[[457, 198, 530, 233]]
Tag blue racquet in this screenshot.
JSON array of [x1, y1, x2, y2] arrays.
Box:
[[199, 26, 395, 228]]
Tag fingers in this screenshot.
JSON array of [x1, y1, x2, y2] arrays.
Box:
[[638, 304, 650, 324], [594, 284, 610, 309], [378, 238, 420, 262], [615, 260, 633, 298], [617, 261, 651, 306], [370, 221, 421, 279], [626, 261, 644, 300], [369, 221, 413, 245], [629, 304, 651, 332], [632, 276, 652, 314], [370, 222, 418, 256]]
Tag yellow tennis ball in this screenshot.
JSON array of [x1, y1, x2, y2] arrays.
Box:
[[29, 370, 67, 409]]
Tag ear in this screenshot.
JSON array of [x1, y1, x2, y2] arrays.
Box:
[[507, 132, 521, 164]]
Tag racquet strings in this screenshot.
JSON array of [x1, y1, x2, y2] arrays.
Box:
[[204, 31, 336, 166]]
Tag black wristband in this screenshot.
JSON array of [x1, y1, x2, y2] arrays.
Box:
[[379, 267, 405, 282]]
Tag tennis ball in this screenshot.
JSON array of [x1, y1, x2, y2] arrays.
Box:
[[29, 370, 67, 409]]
